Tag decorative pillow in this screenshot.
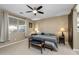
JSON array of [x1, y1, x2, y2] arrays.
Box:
[[41, 32, 45, 35]]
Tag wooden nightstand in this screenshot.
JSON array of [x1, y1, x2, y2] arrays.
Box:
[[59, 36, 65, 45]]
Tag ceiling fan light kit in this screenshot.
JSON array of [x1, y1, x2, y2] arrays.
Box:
[[26, 5, 44, 16], [33, 10, 37, 13]]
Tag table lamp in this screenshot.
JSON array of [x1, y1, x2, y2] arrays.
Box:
[[35, 27, 39, 33], [60, 28, 65, 37]]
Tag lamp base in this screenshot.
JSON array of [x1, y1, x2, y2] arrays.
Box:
[[62, 32, 64, 37]]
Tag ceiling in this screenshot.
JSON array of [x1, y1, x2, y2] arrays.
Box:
[[0, 4, 74, 20]]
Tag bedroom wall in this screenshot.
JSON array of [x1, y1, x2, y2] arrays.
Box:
[[26, 19, 35, 36], [8, 12, 35, 37], [8, 16, 34, 41], [8, 15, 34, 41], [0, 9, 34, 42], [35, 15, 68, 42]]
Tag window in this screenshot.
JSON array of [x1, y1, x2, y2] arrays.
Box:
[[9, 17, 18, 34], [9, 16, 26, 34], [18, 20, 26, 32]]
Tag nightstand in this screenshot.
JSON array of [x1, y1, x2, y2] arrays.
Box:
[[59, 36, 65, 45]]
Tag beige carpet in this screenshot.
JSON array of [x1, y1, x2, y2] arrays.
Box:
[[76, 51, 79, 55], [0, 38, 24, 47], [0, 39, 77, 55]]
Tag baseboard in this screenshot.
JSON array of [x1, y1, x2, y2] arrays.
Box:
[[0, 39, 25, 49], [0, 40, 7, 43], [73, 49, 79, 52]]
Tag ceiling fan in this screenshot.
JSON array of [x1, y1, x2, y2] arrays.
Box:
[[26, 5, 44, 15]]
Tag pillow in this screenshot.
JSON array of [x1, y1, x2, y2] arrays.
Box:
[[41, 32, 45, 35], [49, 34, 55, 36], [46, 33, 56, 36]]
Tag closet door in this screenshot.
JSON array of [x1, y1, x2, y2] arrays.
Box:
[[68, 10, 73, 49]]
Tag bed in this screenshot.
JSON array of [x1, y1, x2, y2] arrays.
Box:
[[30, 34, 58, 50]]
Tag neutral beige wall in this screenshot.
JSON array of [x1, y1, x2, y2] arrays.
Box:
[[9, 32, 25, 41], [26, 19, 35, 35], [8, 16, 34, 41], [8, 18, 34, 41], [35, 15, 68, 41], [0, 9, 34, 42]]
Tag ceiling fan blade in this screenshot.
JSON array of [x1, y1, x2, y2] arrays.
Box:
[[38, 11, 44, 14], [26, 5, 33, 10], [37, 6, 42, 10], [26, 11, 32, 13]]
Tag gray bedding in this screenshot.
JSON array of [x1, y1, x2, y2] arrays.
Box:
[[31, 35, 58, 48]]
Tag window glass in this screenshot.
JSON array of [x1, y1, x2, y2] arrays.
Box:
[[18, 20, 26, 32], [9, 17, 26, 34], [9, 17, 18, 34]]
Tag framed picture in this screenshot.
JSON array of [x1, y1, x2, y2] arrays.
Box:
[[29, 22, 32, 28], [77, 14, 79, 32]]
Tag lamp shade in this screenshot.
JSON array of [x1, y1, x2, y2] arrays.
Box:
[[60, 28, 65, 32], [35, 27, 39, 33]]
